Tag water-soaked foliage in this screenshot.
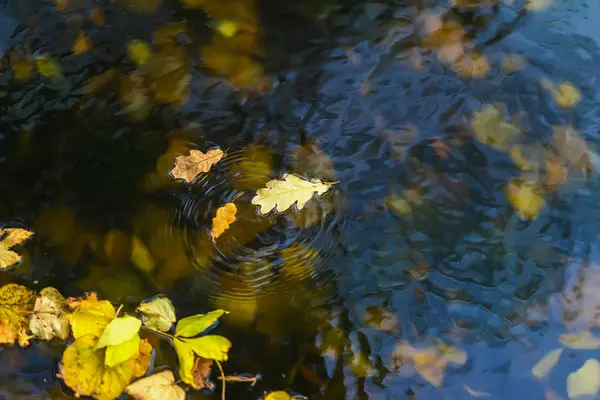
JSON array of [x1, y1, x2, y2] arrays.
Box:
[[2, 0, 600, 398]]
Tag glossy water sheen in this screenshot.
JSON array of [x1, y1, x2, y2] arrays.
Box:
[[0, 0, 600, 399]]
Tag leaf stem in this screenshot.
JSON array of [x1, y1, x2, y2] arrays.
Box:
[[140, 326, 174, 340], [216, 360, 226, 400]]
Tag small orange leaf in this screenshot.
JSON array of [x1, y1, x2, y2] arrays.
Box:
[[90, 8, 105, 27], [0, 320, 16, 345], [211, 203, 237, 240], [73, 31, 91, 55]]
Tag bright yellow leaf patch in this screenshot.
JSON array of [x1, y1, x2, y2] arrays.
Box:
[[211, 203, 237, 240]]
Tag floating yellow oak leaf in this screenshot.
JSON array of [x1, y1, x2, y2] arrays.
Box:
[[125, 369, 185, 400], [60, 334, 152, 400], [120, 72, 152, 121], [11, 54, 33, 82], [175, 309, 229, 338], [67, 295, 116, 339], [560, 332, 600, 350], [532, 348, 563, 378], [215, 20, 239, 38], [182, 335, 232, 361], [73, 31, 91, 54], [127, 40, 153, 67], [392, 340, 467, 387], [252, 174, 335, 215], [137, 297, 176, 332], [211, 203, 237, 240], [34, 54, 63, 80], [0, 284, 36, 336], [131, 237, 155, 273], [29, 287, 70, 340], [264, 391, 293, 400], [541, 79, 581, 109], [0, 320, 16, 344], [170, 148, 225, 183], [154, 23, 187, 49], [567, 358, 600, 399], [471, 103, 522, 151], [0, 228, 34, 269], [95, 316, 141, 349], [506, 178, 546, 220]]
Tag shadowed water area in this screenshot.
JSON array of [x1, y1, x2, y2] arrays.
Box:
[[1, 0, 600, 398]]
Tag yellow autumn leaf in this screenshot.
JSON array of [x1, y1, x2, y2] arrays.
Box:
[[175, 309, 229, 338], [0, 227, 34, 269], [567, 359, 600, 399], [67, 295, 116, 339], [0, 320, 16, 345], [182, 335, 232, 361], [541, 79, 581, 109], [251, 174, 335, 215], [105, 334, 140, 367], [146, 47, 190, 105], [532, 348, 563, 378], [264, 391, 293, 400], [29, 287, 70, 340], [60, 334, 152, 400], [560, 332, 600, 350], [95, 316, 141, 349], [502, 53, 527, 74], [471, 103, 522, 151], [211, 203, 237, 240], [173, 339, 214, 389], [137, 297, 176, 332], [131, 237, 154, 272], [34, 54, 63, 80], [73, 31, 91, 54], [0, 284, 36, 337], [170, 148, 225, 183], [525, 0, 552, 11], [11, 54, 33, 82], [506, 178, 546, 220], [127, 40, 153, 66], [215, 20, 239, 37], [125, 370, 185, 400]]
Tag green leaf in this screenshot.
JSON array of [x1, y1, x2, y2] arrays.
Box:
[[137, 297, 176, 332], [96, 316, 141, 349], [567, 358, 600, 399], [105, 334, 140, 367], [183, 335, 231, 361], [532, 348, 563, 379], [175, 309, 228, 338]]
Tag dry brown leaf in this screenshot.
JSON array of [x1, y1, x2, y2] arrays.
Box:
[[192, 357, 214, 390], [170, 149, 224, 183], [211, 203, 237, 240], [73, 31, 91, 55], [90, 8, 105, 27]]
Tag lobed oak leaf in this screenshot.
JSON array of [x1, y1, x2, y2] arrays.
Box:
[[211, 203, 237, 240], [170, 149, 224, 183]]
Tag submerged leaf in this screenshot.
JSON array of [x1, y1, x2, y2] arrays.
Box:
[[60, 334, 152, 400], [137, 297, 176, 332], [125, 370, 185, 400], [95, 316, 141, 349], [35, 54, 63, 80], [131, 237, 155, 273], [175, 309, 228, 338], [532, 348, 563, 379], [541, 79, 581, 109], [11, 54, 33, 82], [560, 332, 600, 350], [567, 359, 600, 399], [0, 228, 34, 270], [471, 104, 521, 151], [170, 149, 225, 183], [251, 174, 335, 214], [506, 179, 546, 220], [73, 31, 91, 54], [211, 203, 237, 240], [127, 40, 153, 66], [29, 287, 70, 340], [0, 284, 36, 335]]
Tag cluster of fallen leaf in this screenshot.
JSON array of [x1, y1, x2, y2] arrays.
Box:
[[170, 148, 336, 240]]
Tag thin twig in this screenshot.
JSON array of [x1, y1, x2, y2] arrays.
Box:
[[216, 361, 226, 400], [217, 374, 260, 386], [140, 326, 174, 341]]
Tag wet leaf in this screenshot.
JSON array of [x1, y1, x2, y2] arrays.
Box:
[[552, 126, 590, 169], [60, 334, 152, 400], [125, 0, 161, 13], [127, 40, 153, 67], [0, 228, 34, 269], [173, 339, 214, 389], [137, 297, 176, 332], [502, 53, 527, 73], [29, 287, 70, 340], [90, 8, 105, 26], [229, 144, 273, 190], [35, 54, 63, 80], [0, 284, 36, 335], [567, 359, 600, 399], [544, 154, 568, 191], [464, 385, 491, 397], [73, 31, 91, 54], [95, 316, 141, 349], [541, 79, 581, 109], [472, 103, 522, 151], [506, 179, 546, 220], [67, 295, 116, 339], [560, 332, 600, 349], [11, 54, 33, 82], [131, 237, 155, 273], [105, 335, 140, 367], [170, 148, 225, 183], [175, 309, 228, 338], [125, 370, 185, 400], [0, 320, 16, 344], [532, 348, 563, 379], [264, 392, 293, 400], [183, 335, 232, 361], [211, 203, 237, 240], [146, 48, 190, 105], [526, 0, 552, 11], [292, 141, 336, 180], [251, 174, 335, 215]]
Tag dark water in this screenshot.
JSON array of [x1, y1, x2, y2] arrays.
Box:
[[1, 0, 600, 398]]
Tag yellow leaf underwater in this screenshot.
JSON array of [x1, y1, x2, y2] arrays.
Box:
[[170, 148, 225, 183], [34, 54, 63, 80], [541, 79, 581, 109], [471, 103, 522, 151], [0, 228, 34, 269], [137, 297, 176, 332], [11, 54, 33, 82], [125, 370, 185, 400], [67, 295, 116, 339], [211, 203, 237, 240], [0, 284, 36, 337], [251, 174, 335, 215], [127, 40, 153, 67], [73, 31, 91, 54], [60, 334, 152, 400], [0, 320, 16, 345], [567, 358, 600, 399], [506, 179, 546, 220], [532, 348, 563, 379], [29, 287, 70, 340]]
